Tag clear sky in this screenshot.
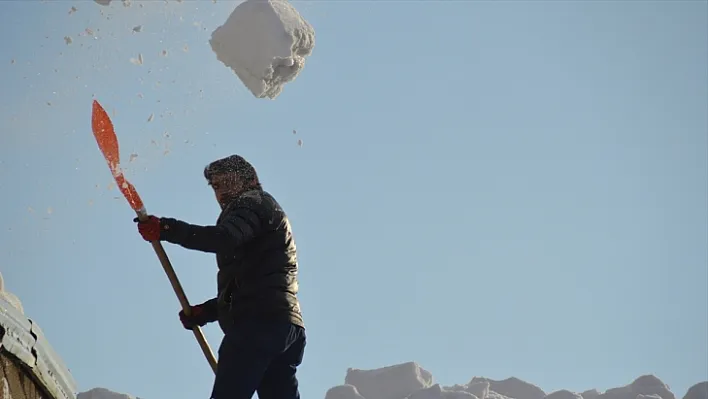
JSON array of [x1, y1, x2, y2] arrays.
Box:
[[0, 1, 706, 399]]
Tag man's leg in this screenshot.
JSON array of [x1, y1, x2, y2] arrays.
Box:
[[210, 326, 270, 399], [256, 324, 306, 399], [210, 321, 296, 399]]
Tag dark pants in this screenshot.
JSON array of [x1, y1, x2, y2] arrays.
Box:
[[210, 320, 306, 399]]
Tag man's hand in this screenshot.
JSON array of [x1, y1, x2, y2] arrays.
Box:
[[133, 215, 161, 242], [179, 305, 211, 330]]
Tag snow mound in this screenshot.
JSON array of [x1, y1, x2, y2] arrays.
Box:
[[326, 362, 707, 399], [326, 384, 368, 399], [209, 0, 315, 99], [78, 387, 136, 399], [0, 271, 24, 314], [470, 377, 546, 399], [344, 361, 434, 399], [683, 383, 707, 399], [597, 375, 675, 399], [546, 390, 584, 399]]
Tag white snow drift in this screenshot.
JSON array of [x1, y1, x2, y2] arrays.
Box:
[[0, 271, 23, 314], [210, 0, 315, 99], [78, 361, 707, 399], [78, 387, 136, 399], [324, 362, 707, 399]]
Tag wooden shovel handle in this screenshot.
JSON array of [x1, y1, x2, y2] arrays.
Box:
[[137, 211, 218, 373]]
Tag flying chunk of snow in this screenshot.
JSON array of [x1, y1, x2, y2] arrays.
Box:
[[130, 53, 143, 65], [297, 139, 303, 147], [132, 25, 142, 33], [129, 153, 138, 162], [161, 49, 168, 57], [147, 113, 154, 122], [69, 6, 77, 14], [64, 36, 73, 45], [209, 0, 316, 99], [94, 0, 111, 5]]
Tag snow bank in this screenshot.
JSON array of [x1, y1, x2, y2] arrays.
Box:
[[683, 383, 707, 399], [78, 387, 136, 399], [326, 362, 707, 399], [0, 271, 24, 314], [345, 362, 434, 399], [209, 0, 315, 99]]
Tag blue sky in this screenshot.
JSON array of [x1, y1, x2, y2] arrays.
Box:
[[0, 1, 706, 399]]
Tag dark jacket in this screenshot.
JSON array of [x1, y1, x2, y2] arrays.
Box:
[[158, 189, 304, 333]]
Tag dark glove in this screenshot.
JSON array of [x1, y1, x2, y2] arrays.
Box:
[[179, 304, 212, 330], [133, 215, 161, 242]]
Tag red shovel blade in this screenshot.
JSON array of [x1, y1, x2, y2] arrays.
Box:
[[91, 99, 145, 212]]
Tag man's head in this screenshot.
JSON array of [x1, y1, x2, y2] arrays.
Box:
[[204, 154, 262, 209]]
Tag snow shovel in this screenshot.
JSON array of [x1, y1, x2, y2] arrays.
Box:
[[91, 99, 218, 374]]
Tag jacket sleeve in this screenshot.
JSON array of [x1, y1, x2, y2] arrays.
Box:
[[158, 205, 263, 253], [198, 298, 219, 323]]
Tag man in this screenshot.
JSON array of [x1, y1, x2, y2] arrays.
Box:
[[134, 154, 306, 399]]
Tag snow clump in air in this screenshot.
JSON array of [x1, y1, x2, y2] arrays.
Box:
[[209, 0, 315, 99]]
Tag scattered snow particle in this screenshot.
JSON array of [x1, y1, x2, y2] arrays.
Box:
[[64, 36, 73, 45], [28, 207, 35, 213], [182, 44, 189, 52], [132, 25, 142, 33], [68, 6, 78, 14], [122, 0, 132, 7], [297, 139, 303, 147], [107, 182, 115, 190], [129, 153, 138, 162], [130, 53, 143, 65], [46, 101, 52, 106], [10, 59, 15, 64], [161, 49, 168, 57], [137, 93, 144, 98], [85, 28, 94, 36], [47, 207, 53, 215], [293, 129, 297, 135], [88, 200, 94, 206], [94, 0, 111, 5], [147, 113, 154, 122]]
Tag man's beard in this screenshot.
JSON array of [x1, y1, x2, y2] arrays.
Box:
[[218, 191, 240, 210]]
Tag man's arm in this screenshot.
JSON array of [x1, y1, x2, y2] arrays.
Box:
[[199, 298, 219, 323], [158, 205, 263, 253]]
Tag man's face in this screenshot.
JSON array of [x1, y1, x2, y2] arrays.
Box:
[[209, 172, 244, 209]]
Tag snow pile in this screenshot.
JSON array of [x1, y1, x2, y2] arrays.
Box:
[[78, 387, 137, 399], [684, 383, 708, 399], [209, 0, 315, 99], [0, 271, 24, 314], [69, 361, 707, 399], [326, 362, 708, 399]]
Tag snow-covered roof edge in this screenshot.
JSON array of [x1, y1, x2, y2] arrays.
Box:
[[0, 295, 78, 399]]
